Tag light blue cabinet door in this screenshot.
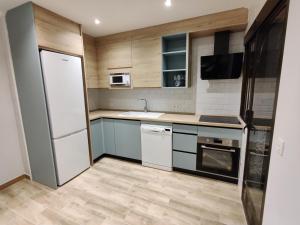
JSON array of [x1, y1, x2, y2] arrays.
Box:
[[90, 119, 104, 160], [173, 151, 196, 171], [114, 120, 141, 160], [103, 119, 116, 155], [173, 133, 197, 153]]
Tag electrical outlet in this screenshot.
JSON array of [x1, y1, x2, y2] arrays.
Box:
[[275, 138, 285, 157]]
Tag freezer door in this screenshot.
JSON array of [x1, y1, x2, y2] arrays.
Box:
[[40, 50, 87, 139], [53, 129, 90, 185]]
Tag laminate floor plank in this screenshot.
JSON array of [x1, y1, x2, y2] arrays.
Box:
[[0, 157, 247, 225]]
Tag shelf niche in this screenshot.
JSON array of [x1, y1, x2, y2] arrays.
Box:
[[162, 33, 189, 88]]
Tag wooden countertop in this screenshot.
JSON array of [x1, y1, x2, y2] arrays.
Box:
[[89, 110, 244, 129]]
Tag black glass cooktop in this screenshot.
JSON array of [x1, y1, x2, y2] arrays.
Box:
[[199, 115, 241, 125]]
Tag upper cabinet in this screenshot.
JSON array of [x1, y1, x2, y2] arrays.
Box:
[[96, 43, 110, 88], [95, 40, 132, 88], [33, 4, 84, 56], [162, 33, 190, 88], [132, 36, 162, 88], [106, 40, 132, 69], [90, 7, 248, 89], [83, 34, 98, 88]]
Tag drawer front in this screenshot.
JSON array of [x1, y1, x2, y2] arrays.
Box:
[[198, 126, 242, 142], [173, 151, 196, 171], [173, 124, 198, 134], [173, 133, 197, 153]]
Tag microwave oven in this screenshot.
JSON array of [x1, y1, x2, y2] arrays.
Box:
[[109, 73, 131, 86]]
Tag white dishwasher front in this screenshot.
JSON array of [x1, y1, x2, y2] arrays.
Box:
[[141, 124, 172, 171]]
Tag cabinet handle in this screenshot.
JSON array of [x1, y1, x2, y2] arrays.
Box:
[[249, 152, 269, 157], [201, 145, 236, 153]]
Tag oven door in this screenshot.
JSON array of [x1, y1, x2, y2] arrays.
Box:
[[196, 143, 240, 178]]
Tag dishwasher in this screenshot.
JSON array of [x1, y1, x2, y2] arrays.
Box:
[[141, 124, 172, 171]]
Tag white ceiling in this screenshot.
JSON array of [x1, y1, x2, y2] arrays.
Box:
[[0, 0, 249, 37]]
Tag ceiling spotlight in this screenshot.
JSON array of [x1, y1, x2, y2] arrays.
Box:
[[94, 18, 101, 25], [165, 0, 172, 7]]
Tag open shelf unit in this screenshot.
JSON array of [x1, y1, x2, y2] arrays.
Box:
[[162, 33, 189, 88]]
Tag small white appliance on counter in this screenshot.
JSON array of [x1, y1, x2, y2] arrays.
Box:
[[141, 124, 172, 171], [109, 72, 131, 86], [40, 50, 90, 186]]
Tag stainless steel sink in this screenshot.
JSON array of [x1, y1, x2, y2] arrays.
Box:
[[118, 111, 165, 119]]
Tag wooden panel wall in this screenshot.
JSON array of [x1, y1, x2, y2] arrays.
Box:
[[33, 4, 84, 56], [83, 34, 98, 88]]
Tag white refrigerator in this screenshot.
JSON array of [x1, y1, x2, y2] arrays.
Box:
[[40, 50, 90, 186]]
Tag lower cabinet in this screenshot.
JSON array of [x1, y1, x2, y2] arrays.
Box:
[[102, 119, 142, 160], [172, 124, 197, 171], [114, 120, 141, 160], [173, 151, 196, 171], [103, 119, 116, 155], [90, 119, 105, 160]]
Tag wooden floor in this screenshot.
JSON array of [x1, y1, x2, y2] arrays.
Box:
[[0, 157, 247, 225]]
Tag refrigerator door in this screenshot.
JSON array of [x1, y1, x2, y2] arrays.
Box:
[[40, 50, 87, 139], [53, 129, 90, 185]]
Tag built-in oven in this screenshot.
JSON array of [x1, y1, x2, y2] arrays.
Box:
[[196, 136, 240, 183]]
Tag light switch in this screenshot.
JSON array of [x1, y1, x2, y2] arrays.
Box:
[[275, 137, 285, 156]]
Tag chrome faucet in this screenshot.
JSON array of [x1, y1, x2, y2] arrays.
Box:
[[139, 98, 148, 112]]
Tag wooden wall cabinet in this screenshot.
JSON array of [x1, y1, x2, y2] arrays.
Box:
[[96, 44, 110, 88], [33, 4, 84, 56], [83, 34, 99, 88], [106, 40, 132, 69], [95, 40, 132, 88], [93, 7, 248, 89], [132, 36, 162, 88]]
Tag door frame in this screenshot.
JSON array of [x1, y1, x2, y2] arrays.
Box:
[[241, 0, 290, 225]]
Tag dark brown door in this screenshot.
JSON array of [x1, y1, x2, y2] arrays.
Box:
[[241, 2, 289, 225]]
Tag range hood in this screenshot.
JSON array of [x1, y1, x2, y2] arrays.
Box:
[[201, 31, 244, 80]]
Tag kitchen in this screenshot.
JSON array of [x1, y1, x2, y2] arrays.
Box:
[[0, 1, 299, 225]]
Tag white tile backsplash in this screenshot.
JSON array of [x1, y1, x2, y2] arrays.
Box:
[[195, 32, 245, 116], [88, 87, 196, 113], [88, 32, 245, 115]]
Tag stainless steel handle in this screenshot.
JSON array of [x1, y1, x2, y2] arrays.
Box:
[[250, 152, 269, 157], [201, 145, 236, 153]]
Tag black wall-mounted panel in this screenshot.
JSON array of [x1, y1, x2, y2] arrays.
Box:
[[214, 31, 230, 55]]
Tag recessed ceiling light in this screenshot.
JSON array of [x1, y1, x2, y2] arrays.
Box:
[[165, 0, 172, 7], [94, 18, 101, 25]]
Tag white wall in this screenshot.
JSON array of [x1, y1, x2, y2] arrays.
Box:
[[0, 13, 30, 185], [262, 1, 300, 224]]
